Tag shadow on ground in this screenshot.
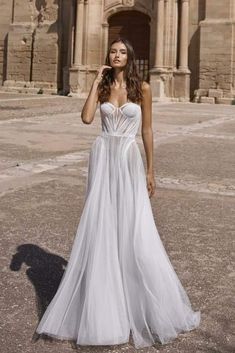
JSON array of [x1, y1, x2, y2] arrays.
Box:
[[9, 243, 67, 320]]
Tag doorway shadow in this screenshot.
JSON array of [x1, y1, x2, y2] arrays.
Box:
[[9, 243, 67, 321]]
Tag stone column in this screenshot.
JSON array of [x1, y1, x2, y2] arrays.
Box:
[[164, 0, 171, 67], [173, 0, 191, 101], [102, 22, 109, 64], [74, 0, 84, 66], [83, 0, 89, 65], [172, 0, 178, 68], [63, 0, 75, 95], [69, 0, 85, 95], [154, 0, 164, 68], [179, 0, 189, 70], [150, 0, 167, 100], [163, 0, 174, 97], [67, 1, 75, 68]]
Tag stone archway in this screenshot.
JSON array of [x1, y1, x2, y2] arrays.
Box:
[[108, 10, 150, 82]]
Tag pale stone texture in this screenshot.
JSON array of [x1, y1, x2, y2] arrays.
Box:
[[0, 0, 13, 84], [197, 0, 235, 103], [199, 96, 215, 104], [0, 0, 235, 103]]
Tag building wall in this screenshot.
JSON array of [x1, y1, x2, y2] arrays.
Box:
[[0, 0, 234, 103], [1, 0, 66, 93], [0, 0, 13, 84], [194, 0, 235, 103]]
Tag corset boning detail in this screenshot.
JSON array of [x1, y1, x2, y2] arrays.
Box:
[[100, 102, 141, 138]]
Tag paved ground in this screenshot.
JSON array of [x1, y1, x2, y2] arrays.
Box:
[[0, 92, 234, 353]]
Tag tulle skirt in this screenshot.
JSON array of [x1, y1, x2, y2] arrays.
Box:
[[36, 133, 200, 349]]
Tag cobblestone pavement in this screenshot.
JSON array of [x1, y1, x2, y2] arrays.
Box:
[[0, 92, 234, 353]]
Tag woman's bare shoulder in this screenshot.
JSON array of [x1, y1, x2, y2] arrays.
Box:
[[141, 81, 151, 92]]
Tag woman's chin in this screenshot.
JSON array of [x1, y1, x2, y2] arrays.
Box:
[[112, 64, 126, 69]]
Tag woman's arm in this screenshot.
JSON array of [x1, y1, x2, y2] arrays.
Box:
[[81, 79, 99, 125], [81, 65, 111, 124], [141, 81, 156, 198]]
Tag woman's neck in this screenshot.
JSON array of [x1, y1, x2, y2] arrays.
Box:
[[113, 70, 126, 88]]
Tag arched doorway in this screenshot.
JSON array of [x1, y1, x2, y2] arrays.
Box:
[[108, 11, 150, 82]]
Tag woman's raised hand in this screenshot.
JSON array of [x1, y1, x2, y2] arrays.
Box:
[[94, 65, 112, 84]]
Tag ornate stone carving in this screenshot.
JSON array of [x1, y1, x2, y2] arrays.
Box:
[[104, 0, 134, 9], [104, 0, 122, 10], [122, 0, 134, 6]]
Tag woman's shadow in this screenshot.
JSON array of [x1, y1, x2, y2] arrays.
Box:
[[9, 243, 67, 342]]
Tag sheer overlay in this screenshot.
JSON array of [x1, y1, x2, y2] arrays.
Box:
[[36, 102, 200, 349]]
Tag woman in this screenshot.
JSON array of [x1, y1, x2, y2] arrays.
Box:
[[36, 37, 200, 349]]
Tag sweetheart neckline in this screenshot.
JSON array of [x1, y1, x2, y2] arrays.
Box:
[[101, 101, 141, 109]]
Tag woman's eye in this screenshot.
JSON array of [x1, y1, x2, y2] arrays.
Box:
[[110, 50, 126, 54]]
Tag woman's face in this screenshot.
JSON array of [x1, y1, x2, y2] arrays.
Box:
[[109, 41, 128, 69]]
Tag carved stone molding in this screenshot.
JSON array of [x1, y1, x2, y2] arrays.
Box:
[[104, 0, 122, 10], [122, 0, 134, 6], [104, 0, 134, 10]]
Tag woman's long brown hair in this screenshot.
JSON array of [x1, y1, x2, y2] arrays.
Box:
[[97, 37, 143, 104]]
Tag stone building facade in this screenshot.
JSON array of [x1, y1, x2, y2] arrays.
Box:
[[0, 0, 235, 103]]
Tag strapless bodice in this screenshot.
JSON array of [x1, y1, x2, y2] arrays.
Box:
[[100, 102, 141, 138]]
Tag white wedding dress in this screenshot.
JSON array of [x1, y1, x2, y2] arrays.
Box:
[[36, 101, 200, 349]]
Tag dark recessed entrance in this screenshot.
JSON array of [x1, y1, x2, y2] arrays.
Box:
[[108, 11, 150, 82]]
